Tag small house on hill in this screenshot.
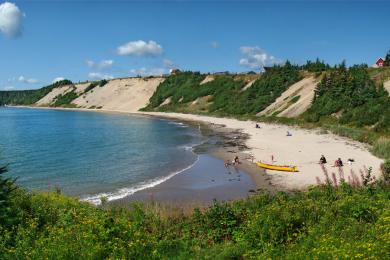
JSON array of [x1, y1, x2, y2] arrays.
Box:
[[170, 69, 180, 75], [376, 57, 385, 67]]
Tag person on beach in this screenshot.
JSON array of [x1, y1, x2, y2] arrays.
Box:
[[334, 158, 343, 167], [319, 155, 327, 164], [286, 131, 292, 136], [234, 156, 240, 165], [256, 123, 261, 129]]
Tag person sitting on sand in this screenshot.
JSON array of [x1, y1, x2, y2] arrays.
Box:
[[319, 155, 327, 164], [234, 156, 240, 165], [347, 158, 355, 166], [334, 158, 343, 167], [286, 131, 292, 136], [256, 123, 261, 129]]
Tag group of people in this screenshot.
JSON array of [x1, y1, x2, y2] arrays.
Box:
[[319, 155, 354, 167]]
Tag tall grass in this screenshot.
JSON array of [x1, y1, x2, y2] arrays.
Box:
[[372, 137, 390, 159]]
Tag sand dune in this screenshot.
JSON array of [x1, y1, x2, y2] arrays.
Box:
[[384, 80, 390, 94], [69, 77, 164, 112], [36, 85, 73, 106], [200, 75, 214, 85], [241, 79, 256, 91], [140, 112, 383, 190], [258, 77, 319, 118]]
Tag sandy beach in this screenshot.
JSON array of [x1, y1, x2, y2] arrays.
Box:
[[140, 112, 384, 190]]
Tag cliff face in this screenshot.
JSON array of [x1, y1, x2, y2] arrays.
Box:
[[35, 77, 165, 112]]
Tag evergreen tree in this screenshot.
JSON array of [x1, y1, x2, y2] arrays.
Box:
[[385, 50, 390, 66], [0, 165, 17, 227]]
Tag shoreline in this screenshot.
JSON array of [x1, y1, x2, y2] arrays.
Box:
[[4, 105, 270, 207], [5, 105, 384, 192]]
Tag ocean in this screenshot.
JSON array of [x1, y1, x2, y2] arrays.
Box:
[[0, 107, 203, 203]]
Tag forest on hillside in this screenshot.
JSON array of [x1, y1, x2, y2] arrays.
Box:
[[0, 80, 72, 106]]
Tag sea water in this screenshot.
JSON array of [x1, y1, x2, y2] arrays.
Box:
[[0, 107, 202, 203]]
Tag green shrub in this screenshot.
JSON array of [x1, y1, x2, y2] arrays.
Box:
[[290, 95, 300, 103], [52, 88, 79, 107]]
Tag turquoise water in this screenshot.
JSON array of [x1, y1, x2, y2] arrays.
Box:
[[0, 107, 202, 203]]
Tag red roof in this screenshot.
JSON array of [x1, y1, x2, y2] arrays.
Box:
[[376, 58, 385, 66]]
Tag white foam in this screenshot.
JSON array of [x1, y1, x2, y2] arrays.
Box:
[[80, 156, 199, 205]]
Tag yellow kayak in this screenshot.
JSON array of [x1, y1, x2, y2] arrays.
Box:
[[256, 162, 299, 172]]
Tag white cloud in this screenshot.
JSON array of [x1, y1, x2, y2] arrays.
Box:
[[210, 41, 220, 49], [52, 77, 65, 83], [117, 40, 163, 56], [130, 67, 166, 77], [2, 85, 14, 90], [18, 75, 38, 84], [86, 59, 114, 70], [239, 46, 281, 69], [88, 72, 113, 80], [162, 59, 174, 69], [0, 2, 24, 38]]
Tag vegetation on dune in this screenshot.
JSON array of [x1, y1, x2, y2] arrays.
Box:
[[52, 88, 79, 107], [144, 62, 302, 116], [83, 80, 108, 93], [0, 80, 73, 106], [0, 163, 389, 258], [305, 63, 390, 133], [144, 71, 205, 109]]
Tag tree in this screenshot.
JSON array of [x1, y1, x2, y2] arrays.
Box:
[[0, 165, 17, 226], [385, 50, 390, 66]]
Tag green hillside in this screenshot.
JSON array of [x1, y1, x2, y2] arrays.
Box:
[[0, 80, 73, 106], [144, 62, 302, 116]]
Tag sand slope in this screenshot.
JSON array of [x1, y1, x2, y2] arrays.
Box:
[[70, 77, 164, 112], [384, 80, 390, 94], [200, 75, 214, 85], [36, 85, 74, 106], [258, 77, 319, 118], [241, 79, 256, 91], [141, 112, 383, 190]]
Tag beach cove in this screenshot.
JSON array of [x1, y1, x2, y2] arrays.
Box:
[[1, 107, 269, 206], [4, 106, 384, 207]]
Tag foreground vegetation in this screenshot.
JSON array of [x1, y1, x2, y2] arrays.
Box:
[[1, 165, 389, 259]]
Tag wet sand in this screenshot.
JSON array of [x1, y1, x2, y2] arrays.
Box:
[[110, 121, 274, 208]]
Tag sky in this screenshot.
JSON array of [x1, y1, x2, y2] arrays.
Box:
[[0, 0, 389, 90]]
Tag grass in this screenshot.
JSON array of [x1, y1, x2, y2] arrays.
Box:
[[372, 137, 390, 159]]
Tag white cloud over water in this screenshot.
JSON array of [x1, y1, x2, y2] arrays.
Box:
[[117, 40, 163, 56], [88, 72, 113, 80], [0, 2, 24, 38], [239, 46, 281, 69], [86, 59, 114, 70]]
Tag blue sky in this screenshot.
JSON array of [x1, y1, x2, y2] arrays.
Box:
[[0, 0, 389, 90]]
